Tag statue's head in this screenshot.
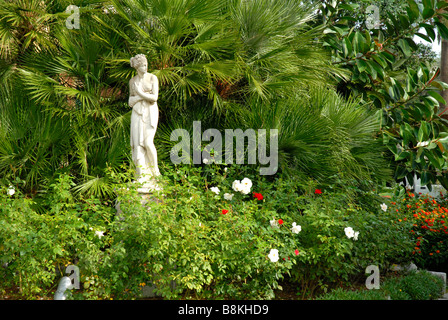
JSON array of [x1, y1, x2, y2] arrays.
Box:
[[130, 54, 147, 74]]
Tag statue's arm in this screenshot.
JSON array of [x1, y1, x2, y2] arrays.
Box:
[[135, 74, 158, 103], [128, 78, 143, 107]]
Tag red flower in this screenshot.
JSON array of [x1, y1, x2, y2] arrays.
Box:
[[253, 192, 263, 201], [278, 219, 283, 225], [294, 249, 299, 255], [314, 189, 322, 195], [221, 209, 228, 215]]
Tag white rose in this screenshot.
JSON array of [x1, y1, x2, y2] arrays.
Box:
[[7, 186, 15, 196], [291, 222, 301, 234], [223, 193, 234, 200], [268, 249, 279, 263], [380, 203, 387, 212], [232, 180, 242, 192], [241, 177, 252, 189], [210, 187, 220, 194], [240, 186, 251, 194], [203, 158, 209, 164], [270, 218, 279, 228], [344, 227, 354, 239], [354, 231, 359, 240]]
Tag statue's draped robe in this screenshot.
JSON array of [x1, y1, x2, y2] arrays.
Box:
[[129, 73, 160, 183]]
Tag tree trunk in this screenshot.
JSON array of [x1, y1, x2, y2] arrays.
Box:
[[440, 18, 448, 118]]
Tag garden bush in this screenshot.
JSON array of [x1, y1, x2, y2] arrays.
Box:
[[382, 270, 445, 300], [0, 175, 114, 299], [0, 164, 419, 300], [317, 270, 444, 300], [390, 192, 448, 270]]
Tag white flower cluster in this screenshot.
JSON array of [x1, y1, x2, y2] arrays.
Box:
[[232, 178, 252, 195], [268, 221, 302, 262]]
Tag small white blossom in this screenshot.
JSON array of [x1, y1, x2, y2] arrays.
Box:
[[210, 186, 220, 194], [344, 227, 355, 239], [268, 249, 279, 263], [223, 193, 234, 200], [95, 231, 105, 239], [291, 222, 302, 234], [270, 218, 279, 228], [7, 186, 15, 196], [354, 231, 359, 240], [380, 203, 387, 212], [202, 158, 209, 164]]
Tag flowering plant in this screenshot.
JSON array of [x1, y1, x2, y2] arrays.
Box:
[[390, 192, 448, 268]]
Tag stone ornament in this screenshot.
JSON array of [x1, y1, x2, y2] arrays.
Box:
[[129, 54, 161, 192]]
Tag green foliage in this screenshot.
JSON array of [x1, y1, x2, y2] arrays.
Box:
[[389, 191, 448, 269], [382, 270, 445, 300], [320, 0, 448, 191], [317, 270, 444, 300], [0, 175, 113, 299], [0, 166, 413, 300]]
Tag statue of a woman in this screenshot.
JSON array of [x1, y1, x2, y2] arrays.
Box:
[[129, 54, 160, 192]]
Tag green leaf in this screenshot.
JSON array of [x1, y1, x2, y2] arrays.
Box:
[[422, 8, 435, 19], [372, 54, 387, 68], [422, 0, 434, 11], [420, 171, 433, 186], [356, 59, 368, 72], [395, 165, 408, 179], [425, 150, 442, 169], [400, 123, 414, 146], [429, 80, 447, 90], [426, 90, 446, 105], [397, 38, 411, 56], [368, 60, 384, 79], [352, 32, 366, 54], [342, 37, 352, 58], [407, 0, 421, 20], [417, 121, 429, 142], [435, 22, 448, 40], [437, 1, 448, 9], [421, 23, 436, 41], [339, 3, 359, 11], [415, 32, 432, 42], [395, 151, 410, 161]]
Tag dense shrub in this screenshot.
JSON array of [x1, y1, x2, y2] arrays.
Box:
[[0, 175, 113, 299], [382, 270, 445, 300], [317, 270, 444, 300], [390, 192, 448, 269], [0, 165, 419, 299]]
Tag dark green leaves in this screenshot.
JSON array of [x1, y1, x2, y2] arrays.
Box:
[[322, 0, 448, 191]]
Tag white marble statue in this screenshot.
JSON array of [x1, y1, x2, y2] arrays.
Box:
[[129, 54, 161, 192]]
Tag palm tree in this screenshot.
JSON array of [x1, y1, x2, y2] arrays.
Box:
[[243, 86, 392, 188], [0, 0, 130, 199]]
